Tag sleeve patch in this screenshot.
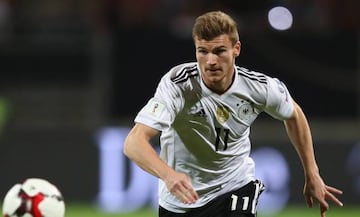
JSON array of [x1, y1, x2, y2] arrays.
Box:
[[145, 99, 165, 118]]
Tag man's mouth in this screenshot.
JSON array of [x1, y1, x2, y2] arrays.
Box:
[[207, 68, 221, 73]]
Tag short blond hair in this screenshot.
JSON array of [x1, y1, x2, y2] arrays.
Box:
[[192, 11, 239, 45]]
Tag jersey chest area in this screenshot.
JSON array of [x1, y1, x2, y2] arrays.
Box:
[[184, 94, 259, 127], [173, 94, 260, 153]]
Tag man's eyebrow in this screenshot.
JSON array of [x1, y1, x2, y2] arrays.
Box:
[[196, 46, 207, 50], [214, 45, 227, 49], [197, 45, 227, 50]]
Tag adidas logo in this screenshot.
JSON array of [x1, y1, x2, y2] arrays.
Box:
[[188, 103, 207, 117]]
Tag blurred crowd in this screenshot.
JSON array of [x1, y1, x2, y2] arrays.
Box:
[[0, 0, 358, 119], [0, 0, 358, 42]]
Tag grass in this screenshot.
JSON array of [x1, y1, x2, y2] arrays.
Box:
[[262, 205, 359, 217], [63, 203, 358, 217], [1, 203, 358, 217], [65, 204, 155, 217]]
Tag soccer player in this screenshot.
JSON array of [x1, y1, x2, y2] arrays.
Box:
[[123, 10, 343, 217]]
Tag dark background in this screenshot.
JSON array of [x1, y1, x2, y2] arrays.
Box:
[[0, 0, 358, 209]]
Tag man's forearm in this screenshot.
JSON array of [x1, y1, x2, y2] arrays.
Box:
[[284, 101, 319, 175]]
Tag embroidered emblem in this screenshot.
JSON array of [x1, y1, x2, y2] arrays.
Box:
[[216, 105, 229, 123], [188, 102, 207, 117], [238, 102, 253, 121], [146, 99, 165, 117]]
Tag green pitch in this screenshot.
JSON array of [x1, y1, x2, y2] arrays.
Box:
[[64, 203, 358, 217], [0, 203, 357, 217]]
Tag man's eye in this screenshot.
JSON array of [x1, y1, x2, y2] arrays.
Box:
[[198, 50, 207, 54], [214, 49, 226, 55]]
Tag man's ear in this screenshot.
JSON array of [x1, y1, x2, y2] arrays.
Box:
[[234, 41, 241, 57]]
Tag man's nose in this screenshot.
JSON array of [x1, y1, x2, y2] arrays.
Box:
[[206, 53, 217, 65]]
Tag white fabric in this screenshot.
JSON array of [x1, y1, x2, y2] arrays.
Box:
[[135, 62, 294, 213]]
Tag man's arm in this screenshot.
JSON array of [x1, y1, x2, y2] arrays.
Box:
[[123, 123, 198, 204], [124, 123, 167, 178], [283, 100, 343, 217]]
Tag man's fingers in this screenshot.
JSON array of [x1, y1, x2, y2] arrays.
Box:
[[172, 181, 198, 204], [188, 189, 199, 200], [320, 203, 328, 217], [177, 190, 198, 204], [303, 182, 343, 217], [181, 182, 198, 200], [325, 188, 343, 207], [182, 189, 198, 204], [305, 195, 313, 208], [320, 208, 326, 217], [326, 185, 343, 195]]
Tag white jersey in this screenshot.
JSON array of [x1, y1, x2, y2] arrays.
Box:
[[134, 62, 294, 213]]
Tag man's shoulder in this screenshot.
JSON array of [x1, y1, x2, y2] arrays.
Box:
[[167, 62, 199, 84], [235, 66, 269, 85], [234, 66, 270, 104]]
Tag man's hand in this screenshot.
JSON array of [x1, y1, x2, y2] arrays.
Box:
[[164, 171, 199, 204], [304, 173, 343, 217]]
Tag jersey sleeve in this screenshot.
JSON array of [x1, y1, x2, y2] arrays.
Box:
[[264, 77, 294, 120], [134, 71, 182, 131]]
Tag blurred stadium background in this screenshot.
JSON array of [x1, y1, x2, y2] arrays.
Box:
[[0, 0, 359, 216]]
